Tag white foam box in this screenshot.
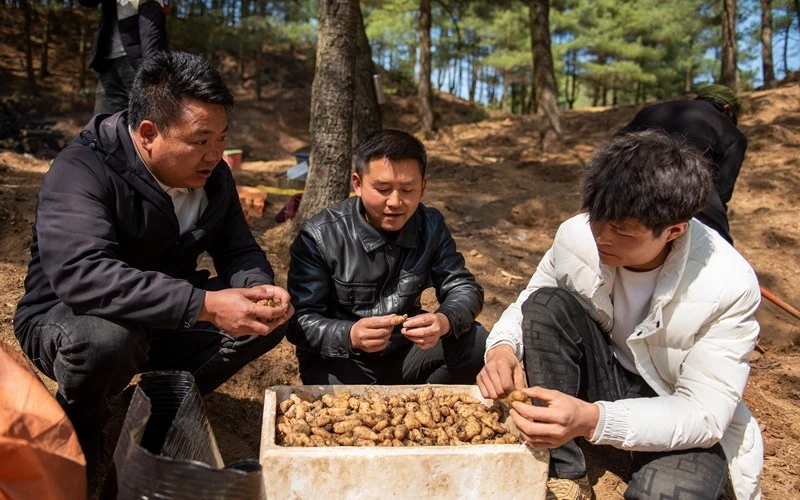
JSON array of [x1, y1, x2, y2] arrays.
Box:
[[259, 384, 549, 499]]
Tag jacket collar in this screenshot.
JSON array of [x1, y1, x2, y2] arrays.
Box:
[[353, 197, 418, 253]]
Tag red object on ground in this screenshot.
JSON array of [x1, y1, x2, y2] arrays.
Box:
[[0, 342, 87, 500], [223, 150, 243, 169], [761, 286, 800, 320], [275, 193, 302, 223]]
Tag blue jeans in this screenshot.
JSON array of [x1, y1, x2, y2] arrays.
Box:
[[521, 287, 729, 500]]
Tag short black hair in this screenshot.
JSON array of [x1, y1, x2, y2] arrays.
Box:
[[129, 51, 234, 130], [355, 129, 427, 176], [582, 130, 712, 236]]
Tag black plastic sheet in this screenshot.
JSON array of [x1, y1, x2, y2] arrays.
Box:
[[113, 371, 265, 499]]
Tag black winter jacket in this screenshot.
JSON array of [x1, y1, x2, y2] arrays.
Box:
[[287, 197, 483, 359], [80, 0, 167, 73], [618, 99, 747, 208], [14, 112, 273, 338]]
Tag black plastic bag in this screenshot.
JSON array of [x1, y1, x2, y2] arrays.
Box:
[[112, 371, 265, 499]]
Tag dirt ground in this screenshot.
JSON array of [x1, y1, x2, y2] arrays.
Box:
[[1, 83, 799, 498]]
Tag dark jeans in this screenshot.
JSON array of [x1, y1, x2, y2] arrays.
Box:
[[297, 322, 488, 385], [16, 302, 285, 434], [521, 287, 729, 500], [94, 56, 136, 115]]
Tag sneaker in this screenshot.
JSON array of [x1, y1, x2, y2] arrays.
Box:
[[546, 475, 592, 500]]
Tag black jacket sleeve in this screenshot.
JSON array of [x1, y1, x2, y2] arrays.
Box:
[[715, 132, 747, 206], [427, 213, 483, 338], [206, 168, 275, 289], [138, 1, 167, 61], [286, 227, 355, 358], [37, 147, 204, 329]]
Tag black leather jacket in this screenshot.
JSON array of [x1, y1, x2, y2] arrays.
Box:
[[287, 197, 483, 359]]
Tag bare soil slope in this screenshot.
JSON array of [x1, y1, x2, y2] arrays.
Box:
[[1, 85, 798, 498]]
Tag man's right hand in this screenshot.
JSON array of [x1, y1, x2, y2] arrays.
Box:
[[198, 286, 292, 337], [349, 315, 397, 353], [477, 344, 526, 399]]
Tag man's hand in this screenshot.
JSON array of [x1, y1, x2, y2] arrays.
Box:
[[198, 285, 294, 337], [509, 386, 600, 448], [401, 312, 450, 350], [477, 344, 526, 399], [350, 315, 397, 353]]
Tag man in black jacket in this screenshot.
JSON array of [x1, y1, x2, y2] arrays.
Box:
[[80, 0, 167, 114], [617, 84, 746, 245], [287, 129, 487, 385], [14, 51, 291, 478]]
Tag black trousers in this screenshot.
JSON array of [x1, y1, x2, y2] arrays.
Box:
[[94, 56, 137, 116], [521, 287, 729, 500], [16, 302, 285, 435], [696, 186, 733, 245], [297, 322, 488, 385]]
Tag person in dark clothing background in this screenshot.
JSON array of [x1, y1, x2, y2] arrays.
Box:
[[13, 51, 292, 487], [80, 0, 167, 115], [287, 129, 488, 386], [617, 84, 746, 245]]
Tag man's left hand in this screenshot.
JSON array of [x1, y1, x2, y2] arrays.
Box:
[[509, 386, 600, 448], [401, 312, 450, 350]]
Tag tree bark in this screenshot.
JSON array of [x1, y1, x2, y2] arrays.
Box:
[[795, 0, 800, 40], [783, 18, 791, 75], [418, 0, 434, 136], [79, 19, 87, 89], [40, 0, 51, 79], [352, 3, 382, 148], [760, 0, 775, 88], [21, 0, 35, 89], [468, 49, 478, 102], [293, 0, 358, 229], [530, 0, 561, 136], [720, 0, 738, 90]]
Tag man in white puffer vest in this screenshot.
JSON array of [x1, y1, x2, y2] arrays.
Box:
[[478, 130, 762, 500]]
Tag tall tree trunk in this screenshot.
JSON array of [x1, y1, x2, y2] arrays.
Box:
[[21, 0, 35, 89], [783, 19, 791, 75], [795, 0, 800, 37], [408, 43, 417, 83], [760, 0, 775, 88], [468, 49, 478, 102], [352, 3, 382, 148], [530, 0, 561, 136], [40, 1, 51, 78], [418, 0, 434, 135], [720, 0, 738, 90], [293, 0, 358, 229], [500, 70, 509, 112], [79, 19, 87, 89]]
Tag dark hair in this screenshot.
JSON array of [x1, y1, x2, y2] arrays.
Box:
[[129, 51, 234, 130], [355, 129, 427, 176], [581, 130, 712, 235]]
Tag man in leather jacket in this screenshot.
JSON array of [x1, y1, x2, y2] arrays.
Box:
[[287, 129, 487, 385]]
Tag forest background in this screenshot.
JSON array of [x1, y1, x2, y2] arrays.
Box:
[[1, 0, 799, 498]]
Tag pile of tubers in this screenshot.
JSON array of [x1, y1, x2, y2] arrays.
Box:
[[276, 387, 521, 447]]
